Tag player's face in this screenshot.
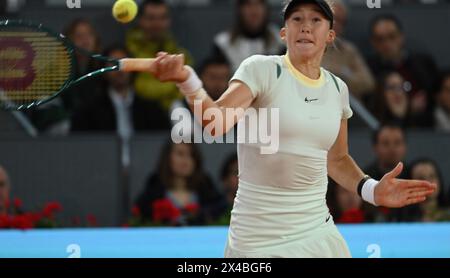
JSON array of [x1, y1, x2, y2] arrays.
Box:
[[411, 163, 440, 199], [170, 144, 195, 178], [139, 4, 171, 41], [281, 4, 334, 60]]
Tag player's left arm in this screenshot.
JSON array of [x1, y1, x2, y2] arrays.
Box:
[[327, 119, 436, 208]]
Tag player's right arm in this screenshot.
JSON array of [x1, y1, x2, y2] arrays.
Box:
[[149, 52, 254, 137]]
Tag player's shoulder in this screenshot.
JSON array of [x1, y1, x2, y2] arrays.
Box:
[[242, 54, 283, 65], [240, 55, 284, 83], [322, 68, 349, 93]]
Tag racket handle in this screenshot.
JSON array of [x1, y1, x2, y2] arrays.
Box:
[[119, 58, 156, 72]]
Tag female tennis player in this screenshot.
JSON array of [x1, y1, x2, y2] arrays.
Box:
[[149, 0, 436, 257]]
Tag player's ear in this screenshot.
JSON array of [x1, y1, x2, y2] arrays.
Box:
[[326, 29, 336, 44], [280, 27, 287, 43]]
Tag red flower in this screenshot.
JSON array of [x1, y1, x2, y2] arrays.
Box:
[[4, 198, 10, 210], [152, 199, 181, 223], [184, 203, 199, 214], [0, 214, 11, 228], [337, 208, 365, 223], [13, 198, 22, 209], [131, 206, 141, 217], [43, 202, 62, 218], [10, 214, 34, 230], [25, 212, 41, 223], [86, 214, 98, 227], [121, 223, 130, 228]]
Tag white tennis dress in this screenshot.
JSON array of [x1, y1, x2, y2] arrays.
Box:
[[224, 55, 353, 258]]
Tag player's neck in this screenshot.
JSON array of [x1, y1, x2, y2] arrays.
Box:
[[287, 53, 322, 80]]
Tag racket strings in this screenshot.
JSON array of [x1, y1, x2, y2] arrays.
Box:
[[0, 26, 72, 107]]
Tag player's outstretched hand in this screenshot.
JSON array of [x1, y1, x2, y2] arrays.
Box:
[[374, 162, 436, 208]]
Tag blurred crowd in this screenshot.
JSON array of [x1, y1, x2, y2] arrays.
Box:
[[1, 124, 450, 228], [1, 0, 449, 135], [1, 0, 450, 227]]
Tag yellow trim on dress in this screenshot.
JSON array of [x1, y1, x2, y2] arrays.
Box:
[[284, 55, 325, 88]]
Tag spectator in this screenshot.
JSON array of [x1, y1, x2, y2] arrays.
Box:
[[435, 71, 450, 132], [26, 18, 103, 135], [62, 18, 104, 113], [71, 45, 171, 167], [220, 153, 238, 209], [408, 159, 450, 222], [364, 124, 421, 222], [212, 0, 285, 72], [365, 124, 408, 180], [169, 56, 232, 141], [372, 71, 412, 127], [367, 14, 439, 127], [209, 153, 238, 225], [71, 45, 170, 133], [321, 0, 375, 100], [135, 141, 225, 226], [198, 56, 232, 102], [0, 166, 10, 216], [126, 0, 193, 111]]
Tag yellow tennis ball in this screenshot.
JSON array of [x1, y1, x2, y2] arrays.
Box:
[[112, 0, 138, 24]]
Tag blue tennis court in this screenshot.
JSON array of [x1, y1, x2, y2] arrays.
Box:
[[0, 223, 449, 258]]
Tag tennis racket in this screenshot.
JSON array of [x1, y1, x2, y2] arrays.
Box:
[[0, 19, 156, 110]]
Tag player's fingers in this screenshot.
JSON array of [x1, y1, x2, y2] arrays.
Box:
[[384, 162, 403, 179], [160, 55, 178, 75], [150, 53, 165, 65], [176, 54, 185, 66], [399, 180, 436, 190], [156, 51, 168, 57], [408, 190, 434, 200], [158, 55, 176, 77], [167, 55, 184, 73], [405, 196, 426, 206], [149, 54, 166, 77], [169, 54, 183, 72], [157, 55, 177, 81]]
